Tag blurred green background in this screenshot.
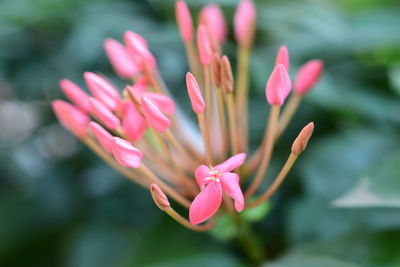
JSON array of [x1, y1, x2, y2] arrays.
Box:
[[1, 0, 400, 266]]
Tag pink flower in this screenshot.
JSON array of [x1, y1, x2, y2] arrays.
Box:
[[265, 64, 291, 106], [186, 72, 205, 114], [199, 4, 227, 44], [189, 153, 246, 225], [294, 59, 324, 95], [89, 97, 121, 130], [52, 100, 89, 139], [141, 97, 170, 132], [111, 137, 143, 168], [234, 0, 256, 48], [104, 38, 139, 79], [175, 0, 193, 42], [197, 25, 213, 66], [121, 101, 147, 142], [59, 79, 91, 113], [89, 121, 113, 153], [275, 45, 290, 71], [124, 31, 156, 71], [84, 72, 121, 111]]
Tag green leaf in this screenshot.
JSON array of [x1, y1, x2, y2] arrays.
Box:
[[241, 201, 271, 222], [210, 214, 238, 241], [265, 253, 362, 267]]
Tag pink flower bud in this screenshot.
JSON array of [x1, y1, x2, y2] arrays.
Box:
[[175, 0, 193, 42], [291, 122, 314, 155], [89, 97, 121, 130], [84, 72, 121, 111], [104, 38, 139, 79], [143, 92, 176, 115], [111, 137, 143, 168], [59, 79, 91, 113], [150, 184, 171, 211], [197, 25, 213, 66], [141, 97, 170, 132], [121, 102, 147, 142], [294, 60, 324, 95], [234, 0, 256, 48], [186, 72, 205, 114], [275, 45, 290, 71], [265, 64, 291, 106], [199, 4, 227, 44], [124, 31, 156, 71], [52, 100, 89, 139], [89, 121, 113, 153]]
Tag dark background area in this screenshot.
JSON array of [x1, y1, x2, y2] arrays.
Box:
[[1, 0, 400, 266]]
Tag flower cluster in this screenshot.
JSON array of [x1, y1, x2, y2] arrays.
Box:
[[52, 0, 322, 230]]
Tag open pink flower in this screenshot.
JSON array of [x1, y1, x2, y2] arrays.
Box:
[[189, 153, 246, 225]]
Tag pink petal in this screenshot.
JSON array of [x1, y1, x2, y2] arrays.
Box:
[[59, 79, 91, 113], [121, 102, 147, 142], [214, 153, 246, 172], [104, 38, 139, 79], [175, 0, 193, 42], [89, 121, 113, 153], [84, 72, 121, 111], [143, 92, 176, 115], [186, 72, 205, 113], [197, 25, 213, 66], [199, 4, 227, 44], [275, 45, 290, 71], [220, 173, 244, 212], [265, 64, 291, 106], [141, 97, 170, 132], [52, 100, 89, 139], [294, 59, 324, 95], [131, 77, 149, 95], [189, 181, 222, 225], [124, 31, 156, 71], [195, 165, 211, 188], [111, 137, 143, 168], [234, 0, 256, 47], [89, 97, 121, 130]]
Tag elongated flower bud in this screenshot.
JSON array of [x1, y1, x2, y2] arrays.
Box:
[[141, 97, 170, 132], [59, 79, 91, 113], [124, 31, 156, 70], [175, 0, 193, 42], [294, 60, 324, 95], [197, 25, 213, 66], [89, 121, 113, 153], [186, 72, 205, 113], [220, 55, 234, 93], [143, 92, 176, 115], [199, 4, 227, 44], [234, 0, 256, 48], [265, 64, 291, 106], [150, 184, 171, 211], [292, 122, 314, 155], [84, 72, 121, 111], [275, 45, 290, 71], [89, 98, 121, 130], [211, 53, 222, 88], [52, 100, 89, 139], [111, 137, 143, 168], [121, 102, 147, 142], [104, 38, 138, 79]]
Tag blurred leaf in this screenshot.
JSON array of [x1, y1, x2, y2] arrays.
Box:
[[210, 214, 238, 241], [265, 253, 361, 267], [241, 201, 271, 223]]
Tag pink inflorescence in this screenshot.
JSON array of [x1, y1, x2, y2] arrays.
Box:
[[52, 0, 322, 230]]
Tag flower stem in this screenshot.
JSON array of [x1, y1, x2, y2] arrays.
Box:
[[276, 93, 302, 139]]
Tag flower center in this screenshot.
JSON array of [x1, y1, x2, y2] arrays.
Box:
[[204, 166, 222, 183]]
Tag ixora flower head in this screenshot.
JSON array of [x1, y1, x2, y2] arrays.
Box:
[[52, 0, 323, 247]]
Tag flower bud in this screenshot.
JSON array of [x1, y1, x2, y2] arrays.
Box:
[[141, 97, 170, 132], [197, 25, 213, 66], [291, 122, 314, 155], [84, 72, 121, 111], [199, 4, 227, 44], [111, 137, 143, 168], [89, 97, 121, 130], [59, 79, 91, 113], [124, 31, 156, 71], [121, 102, 147, 142], [275, 45, 290, 71], [52, 100, 89, 139], [265, 64, 291, 106], [211, 53, 222, 88], [220, 55, 234, 93], [150, 183, 171, 211], [294, 60, 324, 95], [89, 121, 113, 153], [186, 72, 205, 113], [234, 0, 256, 48], [104, 38, 138, 79], [175, 0, 193, 42]]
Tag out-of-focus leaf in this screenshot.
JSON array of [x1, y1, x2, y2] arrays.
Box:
[[264, 253, 361, 267], [241, 201, 271, 223], [210, 214, 238, 241]]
